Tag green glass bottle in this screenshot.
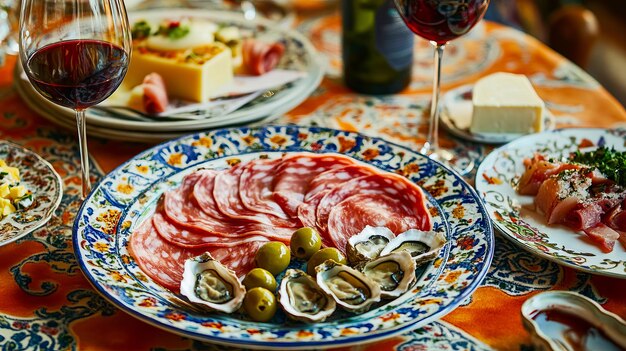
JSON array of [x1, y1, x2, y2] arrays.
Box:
[[342, 0, 414, 95]]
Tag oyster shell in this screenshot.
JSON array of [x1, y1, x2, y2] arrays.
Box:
[[346, 226, 396, 264], [360, 251, 416, 299], [180, 252, 245, 313], [278, 269, 336, 323], [380, 229, 447, 265], [315, 260, 381, 313]]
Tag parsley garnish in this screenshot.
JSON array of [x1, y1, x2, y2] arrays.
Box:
[[131, 20, 152, 40], [571, 147, 626, 186], [156, 23, 190, 40]]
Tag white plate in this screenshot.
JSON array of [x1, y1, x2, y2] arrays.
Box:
[[0, 141, 63, 246], [476, 128, 626, 278], [16, 9, 323, 134], [441, 84, 554, 144]]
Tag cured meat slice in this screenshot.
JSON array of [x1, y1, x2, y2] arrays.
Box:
[[143, 73, 168, 114], [162, 170, 293, 244], [213, 164, 296, 228], [584, 223, 619, 253], [273, 153, 355, 217], [518, 154, 582, 195], [130, 219, 263, 292], [316, 173, 432, 234], [239, 158, 289, 219], [305, 165, 378, 201], [242, 38, 285, 75], [129, 219, 205, 291], [327, 194, 421, 253]]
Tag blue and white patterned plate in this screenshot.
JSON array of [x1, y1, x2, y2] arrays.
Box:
[[476, 128, 626, 278], [73, 126, 494, 349]]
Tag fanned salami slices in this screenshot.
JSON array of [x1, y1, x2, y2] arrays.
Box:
[[130, 152, 435, 292], [273, 154, 354, 217], [316, 173, 432, 234]]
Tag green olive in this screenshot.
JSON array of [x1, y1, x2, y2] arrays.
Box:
[[243, 287, 277, 322], [242, 268, 277, 292], [290, 227, 322, 260], [306, 247, 347, 276], [255, 242, 291, 276]]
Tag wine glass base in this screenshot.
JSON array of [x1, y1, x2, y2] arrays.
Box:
[[423, 148, 474, 175]]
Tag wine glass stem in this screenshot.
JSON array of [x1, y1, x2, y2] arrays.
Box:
[[421, 43, 445, 155], [75, 109, 91, 199]]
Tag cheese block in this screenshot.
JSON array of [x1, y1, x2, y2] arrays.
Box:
[[124, 42, 234, 102], [470, 73, 545, 134]]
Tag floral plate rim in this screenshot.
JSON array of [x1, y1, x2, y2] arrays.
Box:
[[0, 140, 63, 246], [73, 125, 494, 349], [475, 127, 626, 279]]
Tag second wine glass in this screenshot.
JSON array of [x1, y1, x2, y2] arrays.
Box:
[[19, 0, 132, 198], [393, 0, 489, 174]]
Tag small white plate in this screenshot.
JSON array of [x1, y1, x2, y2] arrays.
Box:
[[441, 84, 554, 144], [0, 141, 63, 246]]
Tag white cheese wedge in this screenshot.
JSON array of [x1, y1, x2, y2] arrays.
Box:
[[470, 73, 545, 134], [124, 42, 234, 102], [146, 21, 218, 52]]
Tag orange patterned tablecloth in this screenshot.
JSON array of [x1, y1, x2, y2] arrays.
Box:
[[0, 8, 625, 351]]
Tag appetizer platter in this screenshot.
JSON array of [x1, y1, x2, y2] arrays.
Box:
[[73, 126, 493, 349], [476, 128, 626, 278], [15, 9, 323, 142], [0, 141, 63, 246]]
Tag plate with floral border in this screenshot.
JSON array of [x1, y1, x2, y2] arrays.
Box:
[[73, 125, 493, 349], [0, 141, 63, 246], [476, 128, 626, 278]]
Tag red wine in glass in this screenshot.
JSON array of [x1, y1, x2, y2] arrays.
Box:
[[394, 0, 489, 44], [393, 0, 489, 174], [25, 39, 129, 110]]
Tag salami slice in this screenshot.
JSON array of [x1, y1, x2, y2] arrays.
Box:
[[163, 170, 293, 244], [305, 165, 379, 201], [214, 164, 296, 228], [239, 158, 289, 219], [327, 194, 422, 253], [129, 219, 205, 291], [273, 153, 355, 217], [316, 173, 432, 234]]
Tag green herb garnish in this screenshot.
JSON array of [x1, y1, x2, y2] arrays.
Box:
[[156, 23, 190, 40], [571, 147, 626, 186], [131, 20, 152, 40]]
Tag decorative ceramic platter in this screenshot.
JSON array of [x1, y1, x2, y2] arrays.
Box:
[[73, 126, 493, 349], [476, 128, 626, 278], [16, 9, 322, 138], [441, 84, 554, 144], [0, 141, 63, 245]]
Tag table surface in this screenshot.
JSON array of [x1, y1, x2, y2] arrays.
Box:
[[1, 6, 625, 351]]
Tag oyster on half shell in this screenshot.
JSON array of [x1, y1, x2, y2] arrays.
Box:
[[278, 269, 336, 323], [360, 251, 416, 299], [315, 259, 381, 313], [346, 226, 396, 264], [180, 252, 245, 313], [380, 229, 447, 265]]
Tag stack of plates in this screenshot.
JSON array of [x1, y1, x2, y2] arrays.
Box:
[[15, 9, 323, 143]]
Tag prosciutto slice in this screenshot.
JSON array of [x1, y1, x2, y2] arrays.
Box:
[[242, 38, 285, 76], [327, 194, 422, 253], [143, 73, 168, 114], [316, 173, 432, 235], [273, 154, 355, 217]]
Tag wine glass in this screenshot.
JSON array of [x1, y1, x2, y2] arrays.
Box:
[[19, 0, 131, 198], [393, 0, 489, 174]]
